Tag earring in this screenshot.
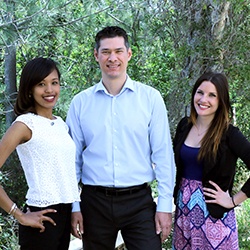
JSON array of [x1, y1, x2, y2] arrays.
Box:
[[29, 94, 31, 98]]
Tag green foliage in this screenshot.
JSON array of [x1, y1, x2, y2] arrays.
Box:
[[0, 214, 19, 250], [0, 153, 27, 213], [0, 0, 249, 247], [234, 159, 250, 196], [162, 229, 173, 250], [150, 180, 159, 199], [235, 199, 250, 249]]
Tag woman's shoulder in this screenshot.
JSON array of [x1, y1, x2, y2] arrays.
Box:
[[14, 113, 38, 132], [180, 116, 189, 124], [226, 123, 240, 136], [173, 117, 190, 145], [177, 116, 190, 130], [14, 113, 35, 124], [224, 123, 248, 145]]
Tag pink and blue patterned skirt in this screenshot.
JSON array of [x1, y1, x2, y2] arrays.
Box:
[[172, 178, 239, 250]]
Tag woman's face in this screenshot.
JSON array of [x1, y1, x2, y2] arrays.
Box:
[[194, 80, 219, 120], [32, 69, 60, 116]]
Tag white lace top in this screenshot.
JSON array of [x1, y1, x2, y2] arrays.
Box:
[[15, 113, 80, 207]]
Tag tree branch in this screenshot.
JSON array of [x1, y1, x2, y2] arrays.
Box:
[[0, 33, 9, 54], [107, 13, 127, 26], [47, 6, 110, 27], [0, 0, 50, 28]]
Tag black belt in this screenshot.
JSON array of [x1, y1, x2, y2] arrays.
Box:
[[95, 183, 148, 197]]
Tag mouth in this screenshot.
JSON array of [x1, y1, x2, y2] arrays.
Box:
[[43, 95, 56, 102], [198, 104, 210, 110], [107, 64, 120, 69]]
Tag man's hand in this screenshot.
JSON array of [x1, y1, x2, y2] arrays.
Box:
[[71, 211, 84, 239], [155, 212, 172, 243]]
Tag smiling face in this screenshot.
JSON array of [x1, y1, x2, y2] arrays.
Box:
[[94, 36, 132, 83], [193, 80, 219, 120], [32, 69, 60, 117]]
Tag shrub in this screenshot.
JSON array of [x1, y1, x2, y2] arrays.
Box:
[[236, 199, 250, 249], [0, 214, 19, 249]]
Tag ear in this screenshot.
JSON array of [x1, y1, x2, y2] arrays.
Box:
[[128, 48, 132, 61], [94, 49, 99, 62]]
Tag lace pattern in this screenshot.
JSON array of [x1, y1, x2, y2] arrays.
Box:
[[15, 113, 80, 207]]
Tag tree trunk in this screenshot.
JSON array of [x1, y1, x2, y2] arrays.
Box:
[[4, 0, 17, 127], [4, 44, 17, 127]]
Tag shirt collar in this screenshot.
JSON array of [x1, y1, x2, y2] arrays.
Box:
[[95, 75, 135, 95]]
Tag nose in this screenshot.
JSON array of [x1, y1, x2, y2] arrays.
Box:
[[45, 83, 53, 93], [200, 94, 208, 102], [108, 52, 117, 62]]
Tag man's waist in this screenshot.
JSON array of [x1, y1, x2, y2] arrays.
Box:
[[85, 183, 149, 197]]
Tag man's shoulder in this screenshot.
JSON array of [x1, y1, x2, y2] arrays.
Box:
[[132, 80, 160, 95], [72, 84, 98, 100]]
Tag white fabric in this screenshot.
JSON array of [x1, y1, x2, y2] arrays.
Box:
[[15, 113, 80, 207]]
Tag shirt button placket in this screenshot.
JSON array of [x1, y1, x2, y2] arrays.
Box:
[[112, 96, 119, 185]]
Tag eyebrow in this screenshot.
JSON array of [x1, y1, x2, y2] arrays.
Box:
[[197, 88, 217, 94], [40, 77, 59, 82], [101, 47, 125, 51]]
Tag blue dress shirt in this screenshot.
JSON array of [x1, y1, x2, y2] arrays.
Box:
[[66, 76, 175, 213]]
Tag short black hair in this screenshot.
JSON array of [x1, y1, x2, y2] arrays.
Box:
[[14, 57, 60, 116], [95, 26, 130, 52]]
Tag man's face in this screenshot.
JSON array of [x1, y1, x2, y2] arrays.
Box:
[[94, 36, 132, 82]]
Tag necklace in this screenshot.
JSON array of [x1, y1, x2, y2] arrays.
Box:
[[197, 130, 207, 136], [197, 127, 208, 136]]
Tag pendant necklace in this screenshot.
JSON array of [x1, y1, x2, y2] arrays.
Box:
[[197, 127, 208, 136]]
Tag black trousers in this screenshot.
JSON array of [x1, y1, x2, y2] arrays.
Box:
[[19, 203, 71, 250], [81, 184, 162, 250]]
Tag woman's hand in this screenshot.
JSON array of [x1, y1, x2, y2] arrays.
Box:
[[16, 208, 57, 233], [203, 180, 234, 209]]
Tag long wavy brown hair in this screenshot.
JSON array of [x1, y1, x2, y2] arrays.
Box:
[[189, 72, 233, 162]]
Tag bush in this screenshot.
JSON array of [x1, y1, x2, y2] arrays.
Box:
[[236, 199, 250, 249], [0, 214, 19, 249], [0, 152, 27, 214]]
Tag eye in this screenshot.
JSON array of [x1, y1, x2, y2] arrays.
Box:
[[37, 82, 45, 86], [210, 93, 217, 97], [197, 90, 203, 95], [102, 51, 110, 55], [52, 81, 59, 85]]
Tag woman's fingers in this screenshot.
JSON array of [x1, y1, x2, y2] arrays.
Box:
[[42, 215, 56, 226], [21, 208, 57, 231], [208, 180, 221, 190]]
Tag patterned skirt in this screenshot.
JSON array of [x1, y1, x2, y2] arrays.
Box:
[[172, 178, 239, 250]]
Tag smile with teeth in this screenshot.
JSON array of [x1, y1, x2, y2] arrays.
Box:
[[44, 96, 55, 101], [198, 104, 209, 109], [108, 65, 119, 68]]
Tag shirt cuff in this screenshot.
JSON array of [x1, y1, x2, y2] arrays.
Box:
[[156, 196, 173, 213], [71, 201, 81, 212]]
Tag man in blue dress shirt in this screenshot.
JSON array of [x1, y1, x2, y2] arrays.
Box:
[[66, 26, 175, 250]]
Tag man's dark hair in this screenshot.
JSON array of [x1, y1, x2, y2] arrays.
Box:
[[95, 26, 130, 52]]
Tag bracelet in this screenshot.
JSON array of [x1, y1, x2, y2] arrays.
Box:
[[8, 203, 18, 216], [232, 196, 237, 208], [8, 203, 16, 215], [12, 205, 18, 217]]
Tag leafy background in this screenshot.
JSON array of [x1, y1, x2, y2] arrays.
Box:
[[0, 0, 249, 249]]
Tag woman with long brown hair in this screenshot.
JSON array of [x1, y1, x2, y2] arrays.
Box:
[[172, 72, 250, 249]]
